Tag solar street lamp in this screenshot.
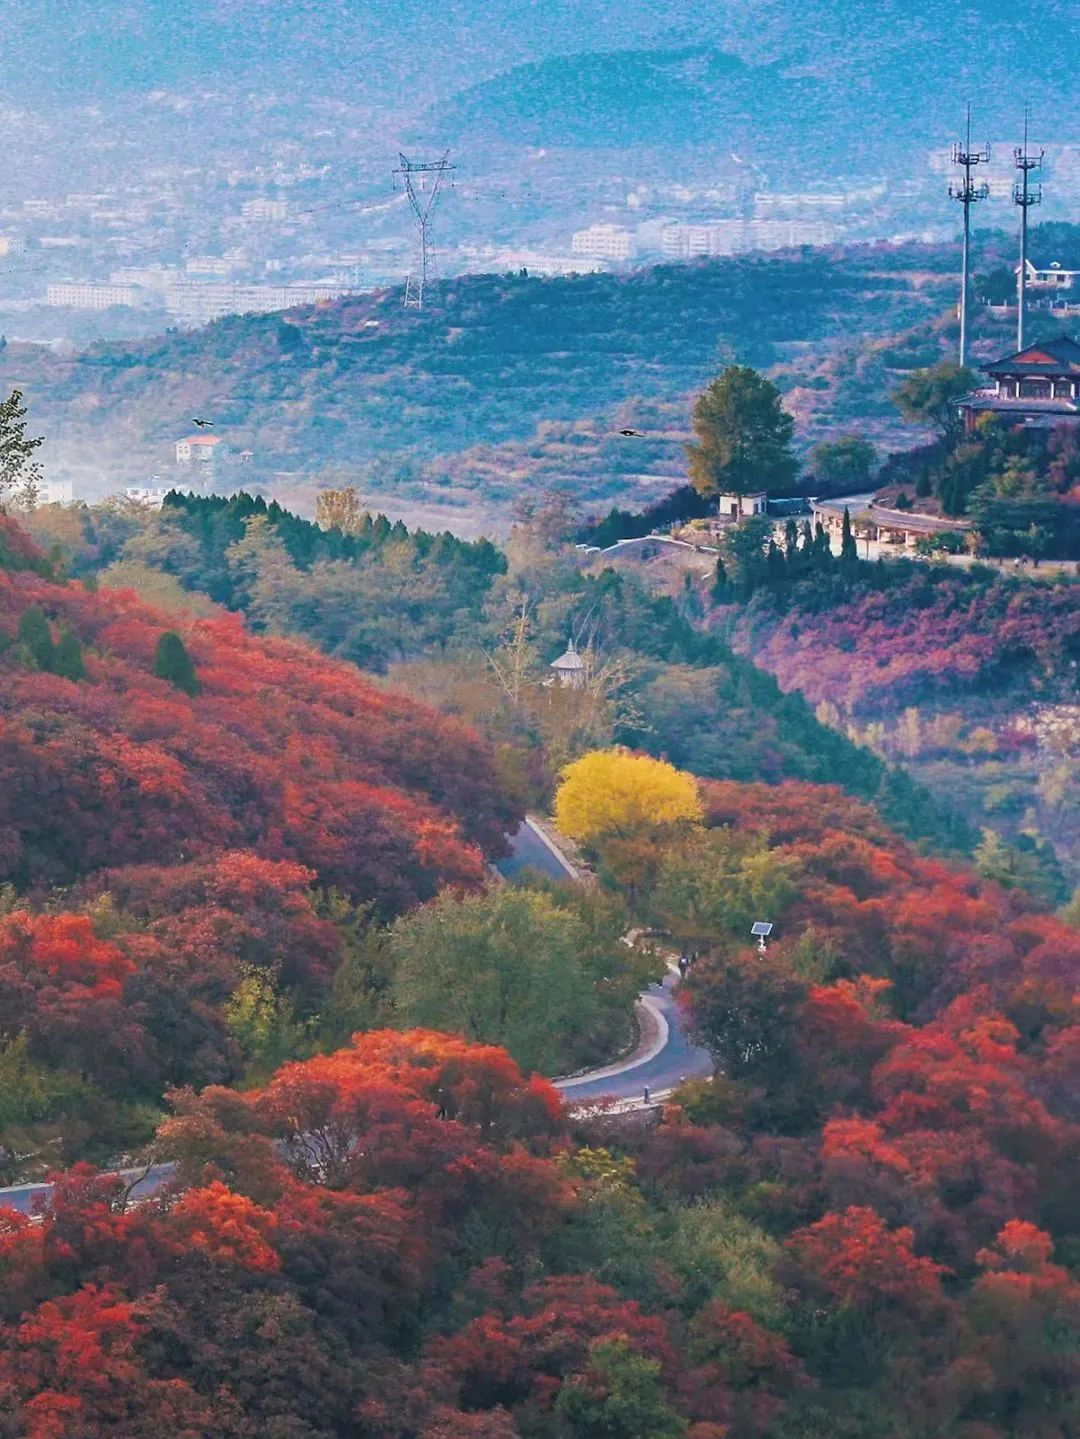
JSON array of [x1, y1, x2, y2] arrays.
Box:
[[751, 921, 773, 953]]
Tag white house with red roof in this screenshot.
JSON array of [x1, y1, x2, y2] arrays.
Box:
[[175, 433, 225, 469]]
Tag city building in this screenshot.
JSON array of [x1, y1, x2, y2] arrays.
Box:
[[186, 255, 234, 276], [0, 236, 27, 256], [162, 279, 349, 326], [241, 198, 288, 222], [959, 335, 1080, 431], [753, 191, 846, 215], [36, 478, 74, 506], [659, 218, 834, 260], [123, 486, 173, 509], [45, 281, 141, 309], [485, 250, 606, 278], [570, 224, 636, 261]]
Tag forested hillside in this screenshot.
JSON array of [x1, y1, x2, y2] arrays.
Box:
[[718, 560, 1079, 893], [5, 245, 949, 528], [0, 517, 519, 1171], [1, 771, 1077, 1439], [24, 491, 977, 856]]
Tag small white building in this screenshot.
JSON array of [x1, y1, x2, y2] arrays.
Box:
[[176, 434, 223, 468], [1022, 259, 1080, 291], [123, 486, 173, 509], [716, 491, 767, 518], [550, 638, 587, 689]]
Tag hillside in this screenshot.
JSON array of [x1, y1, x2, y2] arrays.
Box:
[[420, 47, 824, 157], [416, 13, 1078, 170], [1, 775, 1078, 1437], [0, 518, 515, 899], [722, 565, 1080, 891], [0, 515, 519, 1171], [5, 245, 951, 530]]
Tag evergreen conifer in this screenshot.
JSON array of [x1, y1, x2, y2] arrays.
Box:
[[17, 605, 53, 670], [154, 630, 199, 696], [52, 629, 86, 681], [841, 506, 858, 563]]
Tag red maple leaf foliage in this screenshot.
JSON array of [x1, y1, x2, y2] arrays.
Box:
[[0, 559, 519, 901]]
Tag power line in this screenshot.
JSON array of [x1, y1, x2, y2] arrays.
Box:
[[392, 151, 456, 311], [1014, 102, 1043, 353], [949, 104, 990, 369]]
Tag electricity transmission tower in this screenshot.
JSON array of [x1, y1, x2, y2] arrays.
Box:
[[1014, 105, 1043, 352], [949, 106, 990, 368], [393, 151, 456, 310]]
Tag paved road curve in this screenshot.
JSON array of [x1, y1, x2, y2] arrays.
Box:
[[556, 970, 713, 1105], [0, 820, 713, 1213], [499, 819, 713, 1105]]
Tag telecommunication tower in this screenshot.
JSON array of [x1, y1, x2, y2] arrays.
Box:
[[393, 151, 456, 310], [949, 106, 990, 368], [1014, 105, 1043, 352]]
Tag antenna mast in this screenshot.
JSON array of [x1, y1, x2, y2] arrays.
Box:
[[393, 151, 456, 310], [1014, 104, 1043, 351], [949, 106, 990, 368]]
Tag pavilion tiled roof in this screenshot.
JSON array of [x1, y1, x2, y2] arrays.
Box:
[[983, 335, 1080, 377]]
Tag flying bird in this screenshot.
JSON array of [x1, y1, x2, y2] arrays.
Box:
[[618, 428, 644, 437], [191, 418, 214, 428]]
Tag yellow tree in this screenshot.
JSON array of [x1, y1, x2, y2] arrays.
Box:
[[555, 749, 703, 899]]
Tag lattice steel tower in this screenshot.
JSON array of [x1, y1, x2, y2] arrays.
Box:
[[1014, 105, 1043, 352], [393, 151, 456, 310], [949, 106, 990, 368]]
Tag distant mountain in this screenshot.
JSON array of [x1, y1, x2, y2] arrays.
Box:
[[416, 10, 1079, 170], [416, 48, 825, 156], [9, 0, 1077, 131]]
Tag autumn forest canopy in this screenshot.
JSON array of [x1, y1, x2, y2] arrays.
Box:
[[0, 307, 1078, 1439]]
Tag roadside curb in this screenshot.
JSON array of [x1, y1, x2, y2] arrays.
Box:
[[523, 816, 579, 879], [555, 992, 668, 1091]]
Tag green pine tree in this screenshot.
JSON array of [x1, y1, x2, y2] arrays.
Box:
[[711, 557, 729, 603], [153, 630, 199, 696], [17, 605, 54, 671], [52, 629, 86, 681], [841, 506, 858, 563]]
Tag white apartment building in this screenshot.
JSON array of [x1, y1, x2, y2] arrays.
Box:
[[241, 198, 288, 222], [186, 255, 234, 276], [754, 192, 845, 214], [36, 478, 75, 506], [570, 224, 636, 261], [0, 236, 26, 256], [660, 217, 834, 259], [162, 279, 348, 326], [45, 281, 140, 309], [486, 250, 606, 277]]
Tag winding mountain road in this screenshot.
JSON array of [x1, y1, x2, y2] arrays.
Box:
[[0, 820, 713, 1214], [498, 819, 714, 1106]]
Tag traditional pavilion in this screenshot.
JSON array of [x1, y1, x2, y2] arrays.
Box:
[[550, 638, 586, 689], [959, 334, 1080, 433]]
